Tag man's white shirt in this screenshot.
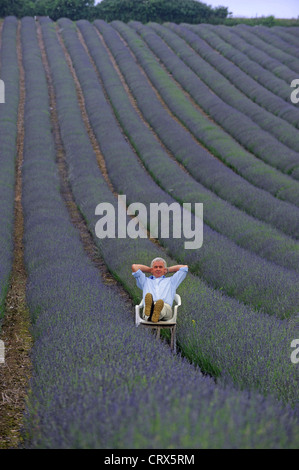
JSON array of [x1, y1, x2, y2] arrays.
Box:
[[132, 267, 188, 306]]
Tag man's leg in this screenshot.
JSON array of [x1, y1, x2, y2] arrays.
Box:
[[151, 301, 172, 322], [150, 300, 164, 322], [159, 303, 173, 321]]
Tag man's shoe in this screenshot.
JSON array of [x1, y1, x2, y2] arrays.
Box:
[[151, 299, 164, 323], [144, 293, 154, 318]]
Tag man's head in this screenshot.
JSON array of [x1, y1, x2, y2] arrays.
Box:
[[151, 257, 167, 278]]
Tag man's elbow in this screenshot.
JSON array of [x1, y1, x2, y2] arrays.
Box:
[[132, 264, 137, 272]]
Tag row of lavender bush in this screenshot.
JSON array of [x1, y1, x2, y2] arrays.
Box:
[[230, 25, 299, 77], [21, 16, 299, 449], [239, 25, 299, 65], [166, 23, 299, 131], [56, 18, 299, 319], [273, 26, 299, 44], [63, 19, 299, 274], [144, 22, 299, 162], [0, 17, 19, 326], [207, 24, 297, 87], [258, 25, 299, 55], [118, 20, 299, 182], [99, 20, 299, 212], [38, 17, 299, 409], [183, 24, 299, 182], [186, 24, 292, 103]]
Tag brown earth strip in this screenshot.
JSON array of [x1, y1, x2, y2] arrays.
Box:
[[0, 21, 33, 450]]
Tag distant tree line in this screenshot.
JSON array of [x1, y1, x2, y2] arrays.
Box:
[[95, 0, 230, 24], [0, 0, 230, 23], [1, 0, 297, 25], [0, 0, 95, 21]]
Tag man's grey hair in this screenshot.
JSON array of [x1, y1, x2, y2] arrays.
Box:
[[151, 257, 167, 268]]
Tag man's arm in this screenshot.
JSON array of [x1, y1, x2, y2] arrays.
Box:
[[167, 265, 188, 273], [131, 264, 151, 273]]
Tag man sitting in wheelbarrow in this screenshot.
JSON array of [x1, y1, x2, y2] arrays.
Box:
[[132, 257, 188, 323]]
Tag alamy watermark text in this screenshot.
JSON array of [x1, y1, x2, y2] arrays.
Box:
[[290, 79, 299, 104], [95, 195, 203, 249], [291, 339, 299, 364], [0, 79, 4, 103], [0, 340, 4, 363]]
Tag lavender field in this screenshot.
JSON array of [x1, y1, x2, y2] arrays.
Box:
[[0, 15, 299, 449]]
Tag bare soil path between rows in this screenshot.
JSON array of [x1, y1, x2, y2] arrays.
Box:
[[0, 21, 33, 450]]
